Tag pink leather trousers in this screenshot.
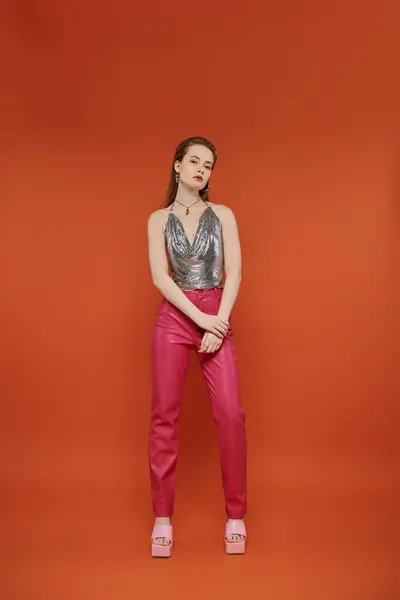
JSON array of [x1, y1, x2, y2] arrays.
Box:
[[148, 287, 247, 519]]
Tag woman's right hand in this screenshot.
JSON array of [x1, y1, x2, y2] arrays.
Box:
[[197, 313, 229, 338]]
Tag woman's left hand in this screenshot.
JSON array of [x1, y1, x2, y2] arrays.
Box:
[[198, 331, 223, 354]]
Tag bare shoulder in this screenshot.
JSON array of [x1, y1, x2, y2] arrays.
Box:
[[148, 208, 169, 231], [209, 203, 237, 225], [148, 208, 169, 222]]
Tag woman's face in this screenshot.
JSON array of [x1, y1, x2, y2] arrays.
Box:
[[175, 144, 214, 192]]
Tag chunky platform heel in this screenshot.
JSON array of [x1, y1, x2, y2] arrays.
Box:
[[151, 524, 173, 558], [225, 520, 246, 555]]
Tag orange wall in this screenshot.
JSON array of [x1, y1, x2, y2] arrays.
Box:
[[1, 1, 398, 599]]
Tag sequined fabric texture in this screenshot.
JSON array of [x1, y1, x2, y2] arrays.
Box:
[[165, 205, 224, 290]]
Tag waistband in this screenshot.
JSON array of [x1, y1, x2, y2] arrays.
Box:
[[180, 287, 223, 296]]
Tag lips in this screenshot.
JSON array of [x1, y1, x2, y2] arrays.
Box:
[[194, 176, 203, 182]]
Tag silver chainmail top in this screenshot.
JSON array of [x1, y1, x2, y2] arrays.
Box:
[[165, 205, 224, 290]]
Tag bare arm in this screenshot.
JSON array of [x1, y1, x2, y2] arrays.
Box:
[[217, 207, 242, 322], [148, 211, 203, 321], [148, 211, 229, 337]]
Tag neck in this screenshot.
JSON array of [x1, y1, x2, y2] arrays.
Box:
[[174, 183, 201, 206]]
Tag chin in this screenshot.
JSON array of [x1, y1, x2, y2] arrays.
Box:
[[185, 181, 203, 192]]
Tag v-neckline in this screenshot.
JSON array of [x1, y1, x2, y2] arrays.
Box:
[[169, 205, 212, 250]]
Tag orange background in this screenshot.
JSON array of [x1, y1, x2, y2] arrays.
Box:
[[1, 1, 398, 599]]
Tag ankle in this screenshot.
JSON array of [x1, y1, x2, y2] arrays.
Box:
[[155, 516, 171, 526]]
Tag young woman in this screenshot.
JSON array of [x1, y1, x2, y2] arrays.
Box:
[[147, 136, 247, 557]]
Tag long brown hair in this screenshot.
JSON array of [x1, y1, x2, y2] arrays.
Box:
[[163, 136, 218, 208]]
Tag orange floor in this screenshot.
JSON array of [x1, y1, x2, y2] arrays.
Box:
[[1, 458, 395, 600]]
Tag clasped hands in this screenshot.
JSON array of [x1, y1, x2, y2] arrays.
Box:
[[197, 313, 230, 354]]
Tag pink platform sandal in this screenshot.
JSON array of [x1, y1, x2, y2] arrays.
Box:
[[151, 523, 173, 558], [225, 519, 247, 555]]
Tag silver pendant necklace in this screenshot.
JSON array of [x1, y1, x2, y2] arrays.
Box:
[[174, 198, 202, 216]]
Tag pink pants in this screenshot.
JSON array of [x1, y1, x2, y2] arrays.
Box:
[[148, 287, 247, 519]]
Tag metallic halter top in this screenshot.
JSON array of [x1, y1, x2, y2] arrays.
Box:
[[165, 205, 224, 290]]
